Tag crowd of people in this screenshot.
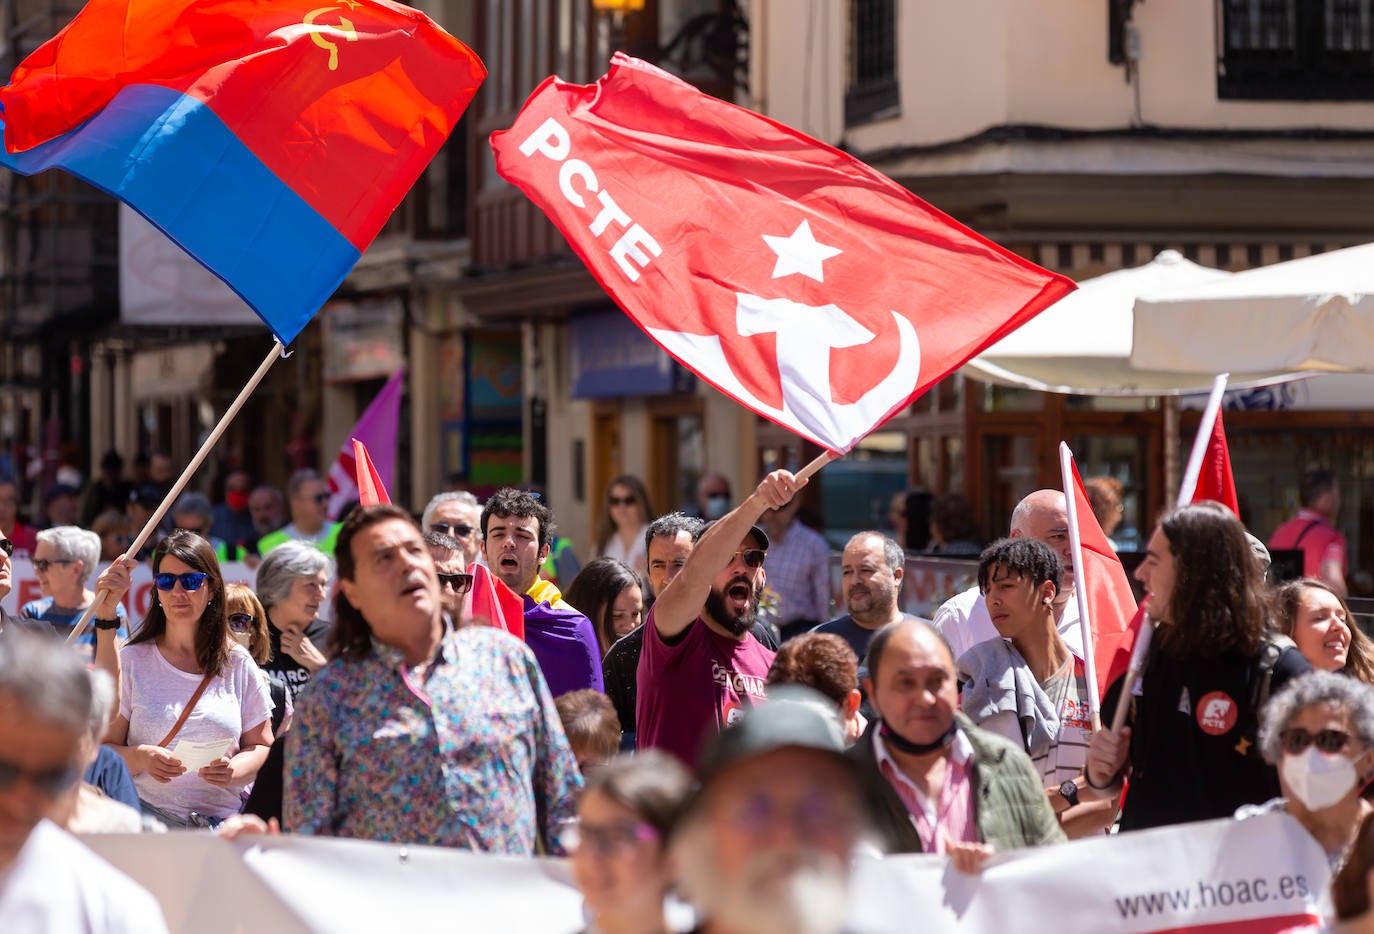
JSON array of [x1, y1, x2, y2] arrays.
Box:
[[2, 455, 1374, 932]]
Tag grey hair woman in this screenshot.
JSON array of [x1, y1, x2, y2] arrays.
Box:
[[23, 526, 126, 663], [254, 542, 333, 690], [1249, 671, 1374, 870]]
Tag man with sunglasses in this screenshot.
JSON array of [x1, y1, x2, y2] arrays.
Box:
[[257, 469, 340, 559], [637, 470, 800, 768], [422, 490, 483, 569], [0, 631, 168, 929], [424, 530, 473, 626], [0, 530, 47, 639], [602, 513, 780, 752]]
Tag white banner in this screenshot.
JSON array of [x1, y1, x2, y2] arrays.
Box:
[[2, 559, 261, 621], [78, 811, 1328, 934], [119, 205, 262, 328]]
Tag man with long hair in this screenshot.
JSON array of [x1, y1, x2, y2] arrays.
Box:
[[285, 504, 581, 853], [1086, 501, 1311, 830]]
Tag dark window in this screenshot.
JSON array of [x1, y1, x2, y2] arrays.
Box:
[[845, 0, 899, 126], [1218, 0, 1374, 99]]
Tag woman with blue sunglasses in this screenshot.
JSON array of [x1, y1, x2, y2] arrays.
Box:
[[98, 529, 275, 828]]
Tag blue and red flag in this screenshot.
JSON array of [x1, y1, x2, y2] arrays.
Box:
[[0, 0, 485, 344]]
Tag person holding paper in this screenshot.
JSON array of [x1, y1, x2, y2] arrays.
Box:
[[97, 529, 274, 828]]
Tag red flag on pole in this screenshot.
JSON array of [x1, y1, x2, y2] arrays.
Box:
[[350, 439, 390, 507], [465, 563, 525, 641], [1061, 447, 1139, 705], [1191, 408, 1240, 514], [491, 54, 1075, 454]]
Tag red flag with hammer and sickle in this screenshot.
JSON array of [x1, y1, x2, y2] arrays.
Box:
[[491, 54, 1075, 453]]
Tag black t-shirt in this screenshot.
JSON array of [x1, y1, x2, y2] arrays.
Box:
[[1104, 639, 1310, 832], [262, 615, 332, 701], [602, 619, 779, 749]]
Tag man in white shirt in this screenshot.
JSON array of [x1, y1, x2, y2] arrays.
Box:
[[956, 539, 1117, 838], [0, 631, 168, 931], [934, 489, 1082, 661]]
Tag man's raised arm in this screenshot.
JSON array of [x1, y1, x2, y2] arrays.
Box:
[[651, 470, 804, 640]]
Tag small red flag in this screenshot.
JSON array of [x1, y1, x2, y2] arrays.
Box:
[[1069, 460, 1139, 703], [351, 439, 390, 507], [1191, 409, 1240, 515], [491, 54, 1074, 454], [465, 563, 525, 641]]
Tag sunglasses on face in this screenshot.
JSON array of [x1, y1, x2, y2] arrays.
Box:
[[731, 549, 767, 569], [607, 496, 637, 507], [430, 522, 474, 539], [154, 572, 209, 592], [438, 572, 474, 595], [0, 755, 81, 797], [31, 558, 74, 573], [0, 538, 12, 557], [1280, 727, 1352, 756], [227, 612, 254, 633]]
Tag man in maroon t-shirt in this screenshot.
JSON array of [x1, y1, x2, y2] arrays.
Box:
[[636, 469, 804, 767]]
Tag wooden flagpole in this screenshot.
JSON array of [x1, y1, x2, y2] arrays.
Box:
[[68, 340, 288, 644]]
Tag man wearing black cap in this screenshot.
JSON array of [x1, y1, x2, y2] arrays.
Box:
[[636, 470, 801, 767], [671, 685, 867, 934]]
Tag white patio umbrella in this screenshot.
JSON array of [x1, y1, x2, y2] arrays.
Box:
[[964, 250, 1305, 395], [1132, 242, 1374, 377]]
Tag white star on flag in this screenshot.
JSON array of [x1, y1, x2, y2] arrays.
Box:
[[763, 219, 843, 283]]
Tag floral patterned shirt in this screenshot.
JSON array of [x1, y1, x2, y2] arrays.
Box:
[[285, 625, 582, 854]]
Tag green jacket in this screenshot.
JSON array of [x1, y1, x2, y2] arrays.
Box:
[[257, 522, 341, 559], [849, 712, 1066, 854]]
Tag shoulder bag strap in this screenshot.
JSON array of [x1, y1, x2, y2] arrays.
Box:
[[157, 671, 216, 748]]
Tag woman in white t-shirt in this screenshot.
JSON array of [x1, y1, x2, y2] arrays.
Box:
[[593, 474, 654, 578], [96, 529, 274, 828]]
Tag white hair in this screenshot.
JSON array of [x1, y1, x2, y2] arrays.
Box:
[[422, 491, 480, 530], [35, 525, 102, 585]]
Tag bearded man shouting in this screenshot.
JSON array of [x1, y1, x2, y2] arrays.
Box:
[[636, 470, 802, 767]]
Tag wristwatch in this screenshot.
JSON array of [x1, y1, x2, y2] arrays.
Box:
[[94, 617, 121, 631], [1058, 779, 1080, 807]]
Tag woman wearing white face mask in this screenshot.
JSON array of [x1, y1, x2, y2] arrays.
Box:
[[1239, 671, 1374, 871]]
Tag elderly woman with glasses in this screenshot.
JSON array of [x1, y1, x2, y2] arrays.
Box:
[[22, 525, 127, 666], [564, 751, 692, 934], [1239, 671, 1374, 870], [252, 542, 333, 702], [95, 529, 274, 828]]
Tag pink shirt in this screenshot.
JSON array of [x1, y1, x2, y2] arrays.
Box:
[[1269, 509, 1347, 580], [635, 605, 775, 768], [874, 728, 977, 853]]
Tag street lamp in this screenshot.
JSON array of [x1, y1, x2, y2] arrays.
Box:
[[591, 0, 646, 57]]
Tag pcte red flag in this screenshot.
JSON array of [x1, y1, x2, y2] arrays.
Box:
[[490, 54, 1075, 454]]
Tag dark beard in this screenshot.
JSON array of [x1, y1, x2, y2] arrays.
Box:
[[704, 581, 760, 637]]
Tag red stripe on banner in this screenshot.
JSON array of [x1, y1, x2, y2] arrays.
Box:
[[1142, 913, 1320, 934]]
